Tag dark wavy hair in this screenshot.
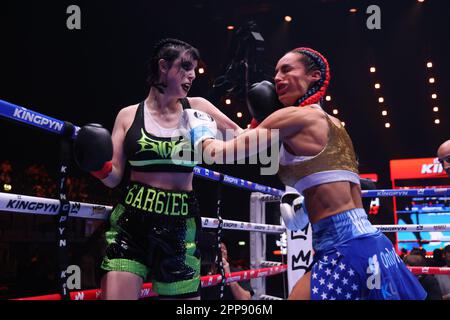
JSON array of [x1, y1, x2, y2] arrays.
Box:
[[147, 38, 200, 93]]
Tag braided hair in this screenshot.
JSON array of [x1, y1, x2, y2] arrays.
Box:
[[249, 48, 330, 128], [147, 38, 200, 93], [290, 47, 330, 107]]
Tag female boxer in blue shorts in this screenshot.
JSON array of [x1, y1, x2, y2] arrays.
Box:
[[186, 47, 427, 300]]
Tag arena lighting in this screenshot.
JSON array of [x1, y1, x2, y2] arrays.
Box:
[[429, 77, 435, 84], [341, 121, 345, 127], [325, 95, 331, 101], [370, 67, 376, 73], [433, 107, 439, 112], [225, 99, 232, 105], [349, 8, 357, 13], [417, 0, 425, 3], [385, 122, 391, 128], [284, 16, 292, 22], [3, 184, 12, 191], [211, 21, 265, 102], [333, 109, 338, 115], [237, 112, 243, 118], [434, 119, 440, 124], [382, 110, 387, 116], [374, 83, 381, 89], [238, 241, 246, 246], [426, 62, 433, 68], [431, 94, 437, 99], [227, 25, 235, 30], [378, 97, 384, 103], [198, 67, 205, 74]]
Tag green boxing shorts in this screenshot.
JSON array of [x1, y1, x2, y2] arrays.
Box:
[[101, 182, 201, 298]]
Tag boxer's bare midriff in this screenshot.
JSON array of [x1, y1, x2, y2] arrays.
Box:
[[303, 181, 364, 224], [131, 171, 194, 191]]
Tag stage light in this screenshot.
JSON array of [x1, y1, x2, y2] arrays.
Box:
[[434, 119, 440, 124], [378, 97, 384, 103], [341, 122, 345, 127], [225, 99, 231, 105], [429, 77, 435, 84], [227, 25, 235, 30], [385, 122, 391, 128], [198, 67, 205, 74], [284, 16, 292, 22], [433, 107, 439, 112], [349, 8, 357, 13], [333, 109, 338, 115], [370, 67, 376, 73], [237, 112, 243, 118], [431, 94, 437, 99], [326, 95, 331, 101], [374, 83, 381, 89], [426, 62, 433, 68], [382, 110, 387, 116]]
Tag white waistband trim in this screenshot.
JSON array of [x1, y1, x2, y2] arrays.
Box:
[[293, 170, 360, 194]]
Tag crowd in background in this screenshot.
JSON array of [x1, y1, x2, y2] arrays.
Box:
[[0, 160, 119, 204]]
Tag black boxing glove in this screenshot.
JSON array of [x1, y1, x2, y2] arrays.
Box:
[[73, 123, 113, 179], [247, 81, 283, 125]]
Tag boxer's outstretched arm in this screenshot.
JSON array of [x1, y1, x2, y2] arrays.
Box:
[[202, 107, 307, 163], [202, 127, 273, 163]]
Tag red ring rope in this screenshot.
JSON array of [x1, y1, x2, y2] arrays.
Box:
[[14, 265, 288, 300]]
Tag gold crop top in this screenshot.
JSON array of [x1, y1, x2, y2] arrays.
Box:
[[277, 110, 359, 191]]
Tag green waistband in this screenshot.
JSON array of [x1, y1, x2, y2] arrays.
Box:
[[123, 183, 197, 217]]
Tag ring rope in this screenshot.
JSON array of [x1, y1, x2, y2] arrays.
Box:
[[2, 192, 450, 233], [14, 265, 288, 300], [408, 266, 450, 275]]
